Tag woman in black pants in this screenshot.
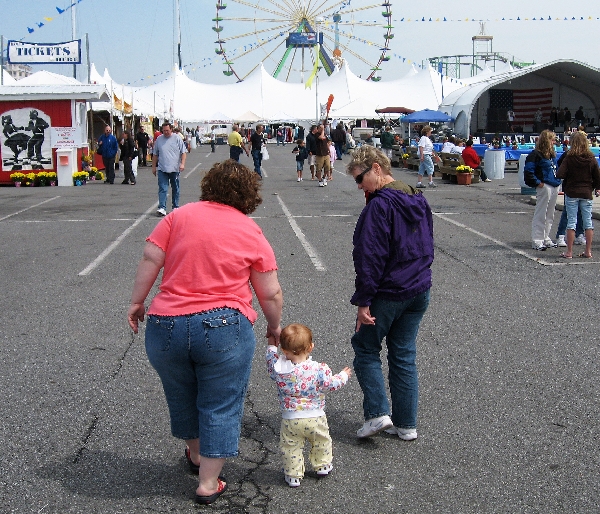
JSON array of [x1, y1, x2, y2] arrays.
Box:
[[119, 130, 136, 185]]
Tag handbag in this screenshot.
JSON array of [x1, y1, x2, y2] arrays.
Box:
[[261, 145, 270, 161]]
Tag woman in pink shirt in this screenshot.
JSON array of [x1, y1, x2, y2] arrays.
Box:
[[128, 160, 283, 505]]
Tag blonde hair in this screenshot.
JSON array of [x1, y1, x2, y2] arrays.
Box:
[[346, 145, 391, 176], [280, 324, 313, 355], [421, 125, 432, 136], [536, 130, 556, 159], [568, 131, 593, 158]]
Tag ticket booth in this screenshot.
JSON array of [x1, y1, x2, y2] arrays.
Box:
[[0, 84, 109, 184]]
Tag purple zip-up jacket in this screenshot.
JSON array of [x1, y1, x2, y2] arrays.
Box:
[[351, 182, 434, 307]]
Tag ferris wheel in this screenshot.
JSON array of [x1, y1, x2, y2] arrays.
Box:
[[212, 0, 394, 83]]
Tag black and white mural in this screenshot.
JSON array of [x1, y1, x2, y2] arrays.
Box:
[[1, 108, 53, 171]]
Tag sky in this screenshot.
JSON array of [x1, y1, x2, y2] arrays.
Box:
[[2, 0, 600, 87]]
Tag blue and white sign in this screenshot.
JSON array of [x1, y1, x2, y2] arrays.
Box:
[[7, 40, 81, 64]]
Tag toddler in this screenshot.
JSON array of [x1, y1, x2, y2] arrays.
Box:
[[292, 139, 309, 182], [266, 323, 351, 487], [327, 140, 336, 179]]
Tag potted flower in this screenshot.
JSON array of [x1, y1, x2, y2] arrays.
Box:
[[46, 172, 57, 186], [73, 171, 89, 186], [90, 166, 99, 180], [455, 165, 473, 185], [401, 153, 409, 167], [25, 172, 36, 186], [9, 172, 26, 187], [35, 171, 48, 186]]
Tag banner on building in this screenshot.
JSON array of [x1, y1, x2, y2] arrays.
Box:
[[7, 40, 81, 64]]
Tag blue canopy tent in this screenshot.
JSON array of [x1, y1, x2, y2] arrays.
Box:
[[401, 109, 455, 141]]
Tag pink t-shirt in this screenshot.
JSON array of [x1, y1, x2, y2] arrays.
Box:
[[146, 201, 277, 323]]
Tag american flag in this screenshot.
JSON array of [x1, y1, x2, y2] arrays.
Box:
[[489, 88, 554, 124], [512, 88, 553, 124]]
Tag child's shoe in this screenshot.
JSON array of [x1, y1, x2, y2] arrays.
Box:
[[316, 463, 333, 476], [285, 475, 301, 487]]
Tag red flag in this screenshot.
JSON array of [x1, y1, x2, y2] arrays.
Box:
[[326, 94, 334, 119], [512, 88, 553, 124]]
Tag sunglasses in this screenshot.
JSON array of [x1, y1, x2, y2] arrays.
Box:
[[355, 166, 372, 184]]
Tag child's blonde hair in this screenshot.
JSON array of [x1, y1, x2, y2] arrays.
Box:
[[280, 323, 313, 355]]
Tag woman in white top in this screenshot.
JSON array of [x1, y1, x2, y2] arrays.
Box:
[[417, 125, 436, 188]]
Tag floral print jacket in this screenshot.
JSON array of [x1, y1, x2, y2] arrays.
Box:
[[266, 346, 349, 419]]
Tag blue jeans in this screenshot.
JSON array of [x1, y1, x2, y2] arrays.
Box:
[[157, 170, 180, 210], [565, 196, 594, 231], [145, 308, 256, 458], [556, 204, 584, 237], [351, 291, 430, 429], [251, 149, 262, 176], [334, 142, 343, 160]]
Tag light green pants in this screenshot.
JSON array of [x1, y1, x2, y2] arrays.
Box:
[[279, 415, 333, 478]]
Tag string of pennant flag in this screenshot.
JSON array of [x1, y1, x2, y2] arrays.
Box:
[[24, 0, 84, 34], [17, 4, 600, 86]]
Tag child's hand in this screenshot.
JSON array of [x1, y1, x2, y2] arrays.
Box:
[[342, 366, 352, 378]]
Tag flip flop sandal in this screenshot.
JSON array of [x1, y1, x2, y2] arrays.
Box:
[[195, 478, 228, 505], [185, 447, 199, 474], [559, 253, 573, 259], [578, 253, 592, 258]]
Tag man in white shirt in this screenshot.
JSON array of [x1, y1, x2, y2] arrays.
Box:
[[152, 122, 187, 217]]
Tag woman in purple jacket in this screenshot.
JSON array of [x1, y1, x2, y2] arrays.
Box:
[[346, 146, 434, 441]]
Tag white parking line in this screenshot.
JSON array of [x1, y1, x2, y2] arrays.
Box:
[[0, 196, 60, 222], [184, 162, 202, 179], [433, 212, 598, 266], [79, 202, 159, 276], [275, 194, 326, 271]]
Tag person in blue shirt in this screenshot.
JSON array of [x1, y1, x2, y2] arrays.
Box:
[[524, 130, 562, 250], [97, 125, 119, 184]]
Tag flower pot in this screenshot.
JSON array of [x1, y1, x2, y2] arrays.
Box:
[[402, 160, 407, 168], [14, 182, 21, 187], [50, 181, 56, 186], [456, 173, 472, 185], [90, 175, 96, 181]]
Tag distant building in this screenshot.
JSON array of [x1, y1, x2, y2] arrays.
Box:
[[5, 63, 33, 80]]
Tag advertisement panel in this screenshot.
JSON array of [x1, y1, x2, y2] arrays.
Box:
[[7, 40, 82, 64]]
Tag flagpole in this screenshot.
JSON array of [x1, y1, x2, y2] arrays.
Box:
[[315, 18, 322, 125]]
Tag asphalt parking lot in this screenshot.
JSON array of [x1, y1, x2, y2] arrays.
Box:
[[1, 143, 599, 513]]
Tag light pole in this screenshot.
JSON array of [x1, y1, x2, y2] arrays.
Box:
[[315, 17, 323, 125]]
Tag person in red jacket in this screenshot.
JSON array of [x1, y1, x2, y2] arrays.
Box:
[[461, 139, 491, 182]]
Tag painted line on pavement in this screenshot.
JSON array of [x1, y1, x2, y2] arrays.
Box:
[[0, 196, 60, 222], [433, 212, 598, 266], [184, 162, 202, 179], [79, 202, 159, 276], [275, 194, 326, 271]]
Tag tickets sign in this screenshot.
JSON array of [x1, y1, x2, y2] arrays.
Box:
[[7, 40, 81, 64]]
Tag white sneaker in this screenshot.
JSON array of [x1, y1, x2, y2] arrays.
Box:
[[156, 208, 167, 217], [484, 178, 492, 182], [285, 475, 301, 487], [356, 415, 393, 438], [428, 181, 437, 188], [318, 181, 325, 187], [384, 426, 418, 441], [544, 239, 558, 248], [416, 182, 426, 189], [575, 234, 586, 245], [316, 463, 333, 476], [557, 235, 567, 247], [323, 178, 328, 186], [532, 242, 546, 251], [297, 177, 301, 182]]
